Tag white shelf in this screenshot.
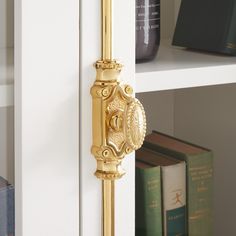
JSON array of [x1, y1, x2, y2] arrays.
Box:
[[136, 41, 236, 93], [0, 48, 14, 107]]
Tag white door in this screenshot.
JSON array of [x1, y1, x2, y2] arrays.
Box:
[[15, 1, 79, 235], [15, 0, 136, 235], [80, 0, 136, 235]]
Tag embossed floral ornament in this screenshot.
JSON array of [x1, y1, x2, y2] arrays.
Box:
[[126, 99, 146, 150]]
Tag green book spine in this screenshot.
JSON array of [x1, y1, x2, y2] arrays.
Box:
[[225, 1, 236, 54], [136, 165, 162, 236], [144, 141, 213, 236], [187, 152, 213, 236], [172, 0, 236, 55]]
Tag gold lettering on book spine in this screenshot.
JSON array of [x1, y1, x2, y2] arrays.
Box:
[[227, 42, 236, 49]]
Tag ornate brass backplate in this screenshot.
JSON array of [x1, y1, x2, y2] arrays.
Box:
[[91, 60, 146, 180]]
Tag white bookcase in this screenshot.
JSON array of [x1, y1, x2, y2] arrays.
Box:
[[136, 1, 236, 236], [0, 0, 236, 235]]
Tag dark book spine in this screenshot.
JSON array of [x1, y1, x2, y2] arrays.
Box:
[[7, 186, 15, 236], [0, 186, 15, 236], [136, 166, 162, 236], [225, 1, 236, 54]]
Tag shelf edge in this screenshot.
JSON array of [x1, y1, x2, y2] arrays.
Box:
[[136, 64, 236, 93]]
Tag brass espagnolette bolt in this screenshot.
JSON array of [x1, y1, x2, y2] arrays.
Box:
[[91, 62, 146, 180], [91, 0, 146, 235]]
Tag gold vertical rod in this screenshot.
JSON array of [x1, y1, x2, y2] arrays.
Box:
[[102, 0, 112, 60], [102, 180, 115, 236], [101, 0, 114, 235]]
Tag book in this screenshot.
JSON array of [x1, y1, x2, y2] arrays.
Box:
[[135, 161, 162, 236], [0, 176, 9, 188], [172, 0, 236, 55], [144, 131, 214, 236], [0, 176, 15, 236], [226, 1, 236, 54], [136, 148, 186, 236]]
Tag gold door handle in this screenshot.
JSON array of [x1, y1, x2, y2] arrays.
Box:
[[91, 0, 146, 235]]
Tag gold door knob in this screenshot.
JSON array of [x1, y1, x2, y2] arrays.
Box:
[[126, 99, 146, 151], [105, 84, 146, 154], [108, 98, 146, 150]]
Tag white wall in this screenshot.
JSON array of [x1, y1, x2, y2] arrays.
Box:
[[0, 0, 14, 48], [161, 0, 181, 40], [161, 0, 175, 40], [137, 91, 174, 135], [0, 107, 14, 183]]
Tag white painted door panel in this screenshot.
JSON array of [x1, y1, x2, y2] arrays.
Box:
[[15, 1, 79, 235], [80, 0, 135, 235]]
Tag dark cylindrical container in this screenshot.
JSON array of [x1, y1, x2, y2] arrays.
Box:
[[136, 0, 160, 63]]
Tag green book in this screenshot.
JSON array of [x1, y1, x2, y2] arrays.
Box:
[[136, 148, 187, 236], [144, 131, 214, 236], [136, 161, 162, 236], [173, 0, 236, 55], [226, 1, 236, 54]]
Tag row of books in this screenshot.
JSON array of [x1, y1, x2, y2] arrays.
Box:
[[0, 176, 15, 236], [135, 131, 213, 236]]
